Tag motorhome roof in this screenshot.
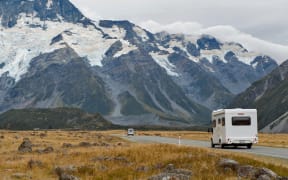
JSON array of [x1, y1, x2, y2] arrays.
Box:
[[212, 109, 257, 116]]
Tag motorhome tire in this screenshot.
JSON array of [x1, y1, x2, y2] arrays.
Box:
[[211, 140, 215, 148], [247, 144, 252, 149]]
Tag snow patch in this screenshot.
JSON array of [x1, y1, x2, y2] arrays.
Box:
[[133, 26, 149, 42], [113, 40, 138, 58], [200, 49, 226, 64], [0, 15, 123, 81], [46, 0, 53, 9], [150, 52, 179, 77], [98, 23, 127, 39]]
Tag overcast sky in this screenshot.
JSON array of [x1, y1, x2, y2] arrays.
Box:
[[70, 0, 288, 62]]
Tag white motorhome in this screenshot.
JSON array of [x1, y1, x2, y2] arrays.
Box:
[[210, 109, 258, 149], [127, 128, 135, 136]]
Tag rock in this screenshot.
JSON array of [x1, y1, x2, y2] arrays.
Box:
[[91, 156, 129, 163], [149, 164, 192, 180], [55, 165, 77, 176], [62, 143, 73, 148], [115, 142, 124, 146], [36, 146, 54, 154], [237, 165, 258, 178], [277, 177, 288, 180], [148, 172, 191, 180], [100, 142, 110, 147], [79, 142, 91, 147], [59, 173, 80, 180], [257, 168, 278, 179], [40, 133, 47, 138], [98, 165, 108, 171], [18, 138, 32, 153], [218, 158, 239, 171], [165, 164, 175, 172], [136, 166, 150, 172], [114, 156, 129, 163], [169, 169, 193, 176], [55, 165, 79, 180], [153, 163, 164, 170], [257, 174, 272, 180], [28, 159, 43, 169], [11, 173, 31, 179], [42, 146, 54, 153]]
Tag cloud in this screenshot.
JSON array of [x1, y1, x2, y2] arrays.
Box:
[[140, 20, 288, 64], [139, 20, 203, 35]]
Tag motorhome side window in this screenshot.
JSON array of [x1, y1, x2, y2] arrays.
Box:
[[213, 120, 216, 127], [222, 117, 225, 126], [232, 117, 251, 126]]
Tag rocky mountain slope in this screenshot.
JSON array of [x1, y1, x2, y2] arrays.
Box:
[[229, 60, 288, 132], [0, 0, 280, 127]]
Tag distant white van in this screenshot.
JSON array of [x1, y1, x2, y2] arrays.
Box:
[[127, 128, 135, 136], [210, 109, 258, 149]]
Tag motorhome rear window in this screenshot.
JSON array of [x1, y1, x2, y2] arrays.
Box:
[[212, 120, 216, 127], [232, 117, 251, 126]]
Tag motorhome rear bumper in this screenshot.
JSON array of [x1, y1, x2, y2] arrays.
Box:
[[226, 138, 258, 144]]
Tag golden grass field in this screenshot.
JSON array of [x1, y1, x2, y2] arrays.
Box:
[[0, 130, 287, 179]]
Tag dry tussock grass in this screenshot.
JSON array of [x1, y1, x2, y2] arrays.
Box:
[[0, 130, 287, 179]]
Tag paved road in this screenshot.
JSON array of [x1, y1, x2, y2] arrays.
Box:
[[120, 135, 288, 160]]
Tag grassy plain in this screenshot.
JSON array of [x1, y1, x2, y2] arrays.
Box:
[[0, 130, 287, 179]]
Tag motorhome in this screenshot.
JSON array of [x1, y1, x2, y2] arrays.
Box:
[[127, 128, 135, 136], [210, 109, 258, 149]]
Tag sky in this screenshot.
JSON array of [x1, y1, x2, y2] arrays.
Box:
[[70, 0, 288, 63]]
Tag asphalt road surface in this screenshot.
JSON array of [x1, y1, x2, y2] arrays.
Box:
[[120, 135, 288, 160]]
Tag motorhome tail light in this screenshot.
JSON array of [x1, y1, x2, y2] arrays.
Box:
[[254, 135, 258, 143]]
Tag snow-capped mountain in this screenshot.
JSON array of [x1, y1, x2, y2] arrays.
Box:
[[0, 0, 279, 127]]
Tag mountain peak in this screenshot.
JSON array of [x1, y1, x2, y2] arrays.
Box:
[[0, 0, 92, 28]]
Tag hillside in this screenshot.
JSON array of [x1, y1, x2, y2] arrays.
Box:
[[0, 108, 117, 130], [229, 60, 288, 132]]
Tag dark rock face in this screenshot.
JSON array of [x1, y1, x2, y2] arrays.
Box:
[[168, 53, 234, 110], [224, 51, 237, 62], [186, 42, 200, 57], [105, 40, 123, 57], [100, 49, 210, 124], [251, 56, 278, 77], [197, 35, 222, 50], [0, 0, 91, 28]]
